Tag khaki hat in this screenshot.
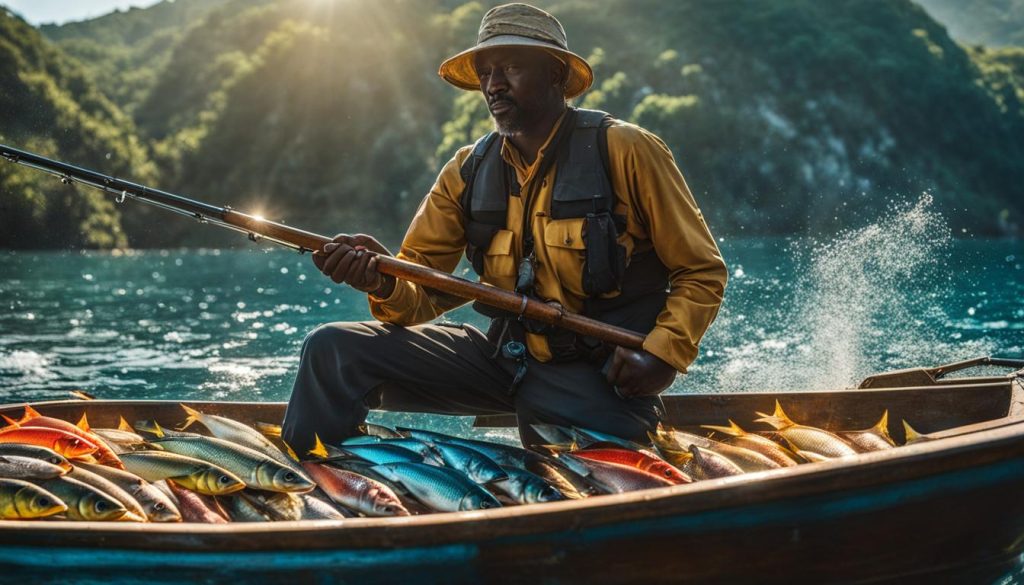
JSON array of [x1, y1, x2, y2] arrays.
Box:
[[438, 3, 594, 100]]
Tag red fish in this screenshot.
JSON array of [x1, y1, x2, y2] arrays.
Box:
[[0, 426, 98, 458], [2, 406, 123, 468], [573, 448, 691, 484]]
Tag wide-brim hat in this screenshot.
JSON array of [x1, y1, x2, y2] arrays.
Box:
[[438, 3, 594, 100]]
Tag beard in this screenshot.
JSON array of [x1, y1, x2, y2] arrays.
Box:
[[489, 90, 563, 137]]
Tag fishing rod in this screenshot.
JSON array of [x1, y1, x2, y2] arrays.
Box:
[[0, 144, 647, 350]]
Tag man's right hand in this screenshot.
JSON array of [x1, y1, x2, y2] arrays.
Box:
[[313, 234, 395, 297]]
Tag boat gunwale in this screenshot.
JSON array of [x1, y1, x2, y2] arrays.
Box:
[[2, 392, 1024, 551]]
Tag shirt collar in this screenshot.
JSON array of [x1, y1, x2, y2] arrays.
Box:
[[500, 109, 569, 181]]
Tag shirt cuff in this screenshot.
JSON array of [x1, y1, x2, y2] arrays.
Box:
[[368, 279, 415, 323], [642, 326, 698, 374]]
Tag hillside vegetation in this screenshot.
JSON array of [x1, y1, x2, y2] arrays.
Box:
[[0, 0, 1021, 248]]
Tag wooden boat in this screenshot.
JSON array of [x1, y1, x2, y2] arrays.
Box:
[[0, 358, 1022, 584]]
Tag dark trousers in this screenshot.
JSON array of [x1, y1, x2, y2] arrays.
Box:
[[281, 321, 663, 454]]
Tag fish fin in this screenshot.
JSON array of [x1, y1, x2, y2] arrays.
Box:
[[754, 401, 793, 430], [368, 463, 399, 482], [179, 404, 202, 431], [76, 412, 91, 432], [902, 420, 924, 444], [22, 404, 42, 421], [1, 414, 20, 428], [873, 410, 893, 442], [255, 422, 282, 438], [281, 440, 300, 462], [117, 416, 133, 432], [702, 419, 746, 437], [69, 389, 96, 400], [308, 434, 329, 458], [135, 420, 166, 438]]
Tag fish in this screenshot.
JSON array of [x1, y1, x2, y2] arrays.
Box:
[[120, 451, 246, 496], [225, 492, 270, 522], [370, 462, 502, 513], [0, 444, 72, 470], [686, 445, 744, 479], [342, 437, 445, 466], [558, 453, 675, 493], [162, 481, 229, 523], [239, 490, 304, 521], [300, 493, 352, 520], [81, 414, 148, 453], [332, 443, 426, 466], [755, 401, 858, 459], [572, 448, 692, 484], [6, 405, 123, 468], [570, 427, 648, 451], [147, 435, 315, 493], [32, 476, 127, 521], [651, 426, 781, 472], [69, 390, 96, 401], [430, 442, 507, 485], [489, 466, 566, 505], [0, 454, 68, 480], [77, 462, 181, 522], [838, 411, 895, 452], [301, 461, 409, 517], [67, 466, 148, 522], [178, 404, 301, 471], [359, 423, 403, 439], [0, 478, 66, 519], [702, 420, 801, 467], [530, 424, 577, 446], [0, 426, 98, 459]]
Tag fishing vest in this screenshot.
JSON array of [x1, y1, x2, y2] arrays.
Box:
[[459, 108, 670, 356]]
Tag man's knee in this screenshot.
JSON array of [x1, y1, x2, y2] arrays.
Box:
[[300, 322, 373, 368]]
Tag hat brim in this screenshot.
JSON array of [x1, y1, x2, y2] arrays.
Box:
[[438, 34, 594, 100]]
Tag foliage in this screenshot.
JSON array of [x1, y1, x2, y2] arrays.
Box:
[[915, 0, 1024, 46], [0, 0, 1022, 248]]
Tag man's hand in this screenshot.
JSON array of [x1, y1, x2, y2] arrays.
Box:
[[606, 347, 677, 398], [313, 234, 395, 296]]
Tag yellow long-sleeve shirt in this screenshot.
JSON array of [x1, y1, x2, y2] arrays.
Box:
[[369, 114, 727, 373]]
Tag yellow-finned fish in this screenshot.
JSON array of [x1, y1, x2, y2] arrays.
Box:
[[0, 478, 66, 519], [178, 404, 301, 472], [701, 420, 800, 467], [902, 420, 937, 445], [120, 451, 245, 496], [148, 434, 315, 493], [32, 476, 127, 521], [650, 425, 781, 472], [838, 411, 895, 452], [77, 462, 181, 522], [755, 401, 858, 459]]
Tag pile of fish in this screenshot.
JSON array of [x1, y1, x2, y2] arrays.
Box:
[[0, 401, 933, 522]]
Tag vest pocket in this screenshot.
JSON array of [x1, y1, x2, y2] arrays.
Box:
[[544, 218, 588, 297], [483, 229, 517, 278]]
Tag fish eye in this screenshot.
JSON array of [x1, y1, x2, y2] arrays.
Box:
[[283, 472, 296, 481], [95, 501, 110, 512], [664, 469, 673, 478], [382, 506, 394, 513], [154, 502, 165, 511], [218, 475, 231, 484], [37, 497, 51, 507]]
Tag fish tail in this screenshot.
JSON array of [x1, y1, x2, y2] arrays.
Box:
[[117, 416, 133, 432], [22, 404, 42, 421], [69, 389, 96, 401], [255, 422, 282, 438], [308, 434, 329, 458], [754, 401, 794, 430], [1, 414, 20, 428], [873, 410, 892, 440], [135, 420, 166, 438], [902, 420, 923, 444], [76, 412, 91, 432], [178, 404, 202, 431], [702, 419, 746, 437]]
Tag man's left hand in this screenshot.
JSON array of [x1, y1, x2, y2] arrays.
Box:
[[605, 347, 677, 398]]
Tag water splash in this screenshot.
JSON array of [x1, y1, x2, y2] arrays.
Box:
[[709, 194, 996, 391]]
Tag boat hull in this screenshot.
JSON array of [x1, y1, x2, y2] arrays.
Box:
[[0, 378, 1022, 584]]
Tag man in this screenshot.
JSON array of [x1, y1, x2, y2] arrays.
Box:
[[282, 3, 726, 454]]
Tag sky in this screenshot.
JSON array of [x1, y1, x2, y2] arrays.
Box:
[[4, 0, 162, 25]]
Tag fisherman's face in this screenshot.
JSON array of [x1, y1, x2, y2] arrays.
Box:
[[474, 47, 566, 137]]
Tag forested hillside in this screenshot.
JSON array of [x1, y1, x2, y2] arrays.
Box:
[[1, 0, 1021, 248]]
